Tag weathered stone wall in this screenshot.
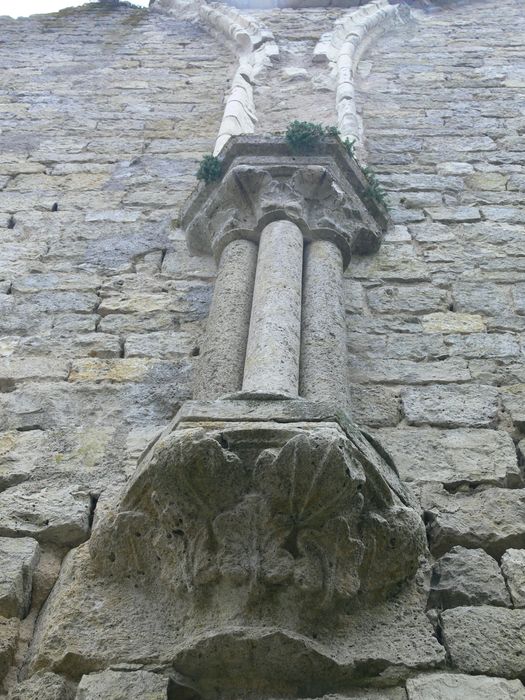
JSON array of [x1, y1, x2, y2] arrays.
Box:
[[0, 4, 233, 694], [1, 0, 525, 697]]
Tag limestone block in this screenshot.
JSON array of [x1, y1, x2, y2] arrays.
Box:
[[453, 282, 511, 315], [124, 331, 195, 359], [429, 546, 510, 609], [444, 333, 520, 359], [426, 207, 481, 223], [501, 549, 525, 608], [349, 385, 400, 428], [10, 291, 99, 314], [366, 285, 448, 314], [8, 672, 74, 700], [501, 385, 525, 430], [0, 484, 91, 547], [348, 358, 470, 385], [421, 485, 525, 558], [0, 616, 18, 686], [0, 536, 40, 618], [11, 273, 101, 294], [421, 312, 486, 334], [0, 359, 69, 389], [406, 672, 525, 699], [409, 222, 456, 243], [373, 428, 521, 488], [68, 358, 154, 383], [0, 431, 47, 490], [441, 606, 525, 678], [513, 285, 525, 315], [400, 385, 500, 428], [75, 669, 169, 699]]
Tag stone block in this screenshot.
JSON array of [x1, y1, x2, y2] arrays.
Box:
[[0, 537, 40, 618], [0, 484, 91, 547], [421, 313, 486, 334], [401, 385, 499, 428], [11, 291, 99, 314], [348, 358, 470, 385], [444, 333, 520, 359], [426, 207, 481, 223], [513, 285, 525, 315], [349, 385, 400, 427], [408, 222, 455, 242], [373, 428, 521, 488], [453, 282, 511, 315], [75, 669, 169, 699], [501, 549, 525, 608], [0, 431, 46, 490], [406, 672, 525, 699], [429, 546, 510, 609], [441, 606, 525, 679], [366, 285, 448, 314], [124, 331, 195, 359], [421, 485, 525, 558], [0, 359, 68, 390], [7, 672, 74, 700], [68, 358, 152, 383], [501, 386, 525, 430]]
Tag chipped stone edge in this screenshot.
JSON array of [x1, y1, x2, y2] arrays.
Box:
[[197, 3, 279, 155], [313, 0, 411, 160]]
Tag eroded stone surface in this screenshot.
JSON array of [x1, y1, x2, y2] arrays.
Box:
[[0, 537, 40, 618], [421, 486, 525, 558], [429, 546, 510, 609], [8, 672, 75, 700], [401, 385, 499, 428], [406, 672, 525, 699], [441, 606, 525, 679], [501, 549, 525, 608], [374, 428, 521, 488], [0, 484, 91, 547], [0, 616, 18, 687], [75, 669, 169, 699]]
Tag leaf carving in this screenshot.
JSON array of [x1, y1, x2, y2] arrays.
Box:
[[254, 433, 365, 531], [213, 495, 294, 588], [296, 516, 364, 604]]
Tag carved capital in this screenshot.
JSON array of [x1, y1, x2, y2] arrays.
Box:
[[182, 136, 388, 266]]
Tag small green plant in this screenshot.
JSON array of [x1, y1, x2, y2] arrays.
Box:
[[324, 125, 340, 139], [196, 154, 222, 183], [343, 137, 356, 158], [285, 121, 326, 154], [362, 166, 389, 209]]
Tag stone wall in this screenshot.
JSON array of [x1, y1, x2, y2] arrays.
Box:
[[1, 0, 525, 697]]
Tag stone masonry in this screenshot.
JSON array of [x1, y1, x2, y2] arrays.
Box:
[[0, 0, 524, 697]]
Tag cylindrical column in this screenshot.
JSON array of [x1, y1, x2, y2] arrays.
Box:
[[194, 239, 258, 400], [300, 239, 349, 408], [242, 220, 303, 397]]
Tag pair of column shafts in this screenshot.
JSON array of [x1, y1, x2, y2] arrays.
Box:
[[195, 219, 349, 410]]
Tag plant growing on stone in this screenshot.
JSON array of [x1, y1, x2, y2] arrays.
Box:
[[362, 166, 389, 210], [196, 154, 222, 183], [285, 121, 326, 154]]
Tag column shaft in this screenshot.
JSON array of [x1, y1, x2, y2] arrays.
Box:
[[194, 239, 258, 400], [242, 220, 303, 397], [300, 239, 349, 408]]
